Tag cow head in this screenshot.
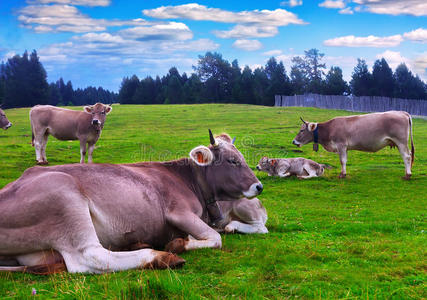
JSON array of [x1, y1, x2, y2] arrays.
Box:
[[84, 103, 112, 129], [292, 117, 317, 147], [256, 156, 276, 173], [189, 130, 263, 199], [0, 108, 12, 130]]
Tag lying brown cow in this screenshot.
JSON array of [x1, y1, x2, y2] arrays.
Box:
[[292, 111, 414, 179], [215, 198, 268, 234], [256, 156, 328, 179], [0, 131, 263, 273], [0, 108, 12, 130], [30, 103, 112, 164]]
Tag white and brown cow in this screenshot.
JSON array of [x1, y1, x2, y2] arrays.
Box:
[[30, 103, 112, 164], [292, 111, 414, 179], [0, 131, 263, 274], [256, 156, 328, 179], [0, 108, 12, 130]]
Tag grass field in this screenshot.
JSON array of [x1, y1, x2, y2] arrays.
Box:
[[0, 104, 425, 299]]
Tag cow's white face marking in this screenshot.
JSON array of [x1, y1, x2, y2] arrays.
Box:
[[243, 182, 263, 198]]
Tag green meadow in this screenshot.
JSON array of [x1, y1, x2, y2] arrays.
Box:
[[0, 104, 425, 299]]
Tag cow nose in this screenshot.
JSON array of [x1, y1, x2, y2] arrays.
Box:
[[256, 165, 260, 170], [256, 183, 263, 194], [292, 140, 297, 145], [6, 122, 12, 128], [92, 120, 99, 125]]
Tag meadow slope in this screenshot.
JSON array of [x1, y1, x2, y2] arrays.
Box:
[[0, 104, 425, 299]]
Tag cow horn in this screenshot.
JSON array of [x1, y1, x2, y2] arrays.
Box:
[[232, 137, 236, 144], [209, 129, 217, 146], [300, 117, 307, 124]]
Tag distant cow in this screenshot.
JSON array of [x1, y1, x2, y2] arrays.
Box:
[[0, 108, 12, 130], [215, 197, 268, 234], [292, 111, 414, 179], [30, 103, 112, 164], [257, 157, 328, 179], [0, 131, 263, 274]]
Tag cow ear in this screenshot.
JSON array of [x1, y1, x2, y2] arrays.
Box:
[[308, 123, 318, 132], [189, 146, 214, 166], [105, 105, 112, 114], [84, 106, 93, 113], [271, 159, 277, 166]]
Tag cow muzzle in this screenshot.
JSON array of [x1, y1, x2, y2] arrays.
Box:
[[92, 120, 101, 126], [256, 165, 261, 170], [292, 140, 301, 147], [4, 122, 12, 129], [243, 182, 263, 198]]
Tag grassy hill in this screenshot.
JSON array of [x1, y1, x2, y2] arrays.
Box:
[[0, 104, 425, 299]]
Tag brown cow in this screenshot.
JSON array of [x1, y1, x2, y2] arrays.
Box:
[[30, 103, 112, 164], [0, 108, 12, 130], [292, 111, 414, 179], [256, 156, 328, 179], [0, 131, 262, 273]]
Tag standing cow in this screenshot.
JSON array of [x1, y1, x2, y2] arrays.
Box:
[[30, 103, 112, 164], [0, 131, 263, 274], [0, 108, 12, 130], [292, 111, 414, 179]]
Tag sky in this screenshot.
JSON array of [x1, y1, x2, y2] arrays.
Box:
[[0, 0, 426, 92]]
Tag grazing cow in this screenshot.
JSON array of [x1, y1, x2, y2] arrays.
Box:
[[30, 103, 112, 164], [0, 108, 12, 130], [256, 156, 328, 179], [292, 111, 414, 179], [0, 131, 262, 274], [214, 198, 268, 234]]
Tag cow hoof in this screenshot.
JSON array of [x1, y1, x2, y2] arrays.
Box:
[[338, 173, 346, 179], [144, 252, 185, 270], [165, 238, 186, 254], [402, 174, 411, 180], [37, 161, 48, 165], [224, 225, 235, 233]]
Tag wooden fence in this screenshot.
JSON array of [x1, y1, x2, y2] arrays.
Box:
[[275, 94, 427, 116]]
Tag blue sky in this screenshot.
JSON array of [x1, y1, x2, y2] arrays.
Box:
[[1, 0, 426, 91]]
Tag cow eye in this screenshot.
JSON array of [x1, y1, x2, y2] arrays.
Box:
[[101, 111, 105, 115]]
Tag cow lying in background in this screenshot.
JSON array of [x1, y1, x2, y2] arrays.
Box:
[[0, 131, 263, 274], [0, 108, 12, 130], [30, 103, 112, 164], [215, 198, 268, 234], [257, 157, 328, 179], [292, 111, 414, 179]]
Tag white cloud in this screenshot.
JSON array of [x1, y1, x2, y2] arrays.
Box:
[[263, 50, 283, 56], [352, 0, 427, 17], [280, 0, 303, 7], [339, 7, 354, 14], [319, 0, 345, 9], [213, 25, 278, 38], [324, 34, 403, 47], [143, 4, 305, 26], [119, 22, 193, 41], [413, 52, 427, 80], [375, 50, 411, 70], [18, 4, 149, 33], [232, 39, 263, 51], [403, 28, 427, 43], [27, 0, 110, 6]]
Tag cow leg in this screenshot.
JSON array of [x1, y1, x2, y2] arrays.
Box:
[[396, 142, 412, 179], [224, 199, 268, 234], [297, 166, 317, 179], [87, 142, 95, 163], [338, 148, 348, 178], [278, 172, 291, 177], [165, 212, 222, 253], [41, 132, 49, 164], [79, 140, 87, 164]]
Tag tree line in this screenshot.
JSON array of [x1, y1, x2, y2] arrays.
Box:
[[0, 50, 117, 108], [1, 49, 426, 109]]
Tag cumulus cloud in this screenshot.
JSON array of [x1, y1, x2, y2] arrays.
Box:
[[213, 25, 278, 38], [353, 0, 427, 17], [27, 0, 110, 6], [376, 50, 411, 69], [403, 28, 427, 43], [324, 34, 403, 47], [339, 7, 354, 14], [18, 4, 149, 33], [262, 50, 283, 56], [319, 0, 345, 9], [232, 39, 263, 51], [413, 52, 427, 80], [119, 22, 193, 41], [280, 0, 302, 7]]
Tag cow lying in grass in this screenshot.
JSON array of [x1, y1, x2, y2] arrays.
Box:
[[30, 103, 112, 164], [292, 111, 414, 179], [0, 131, 263, 274], [257, 156, 329, 179]]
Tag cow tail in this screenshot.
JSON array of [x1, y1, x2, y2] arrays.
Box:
[[409, 115, 414, 167]]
